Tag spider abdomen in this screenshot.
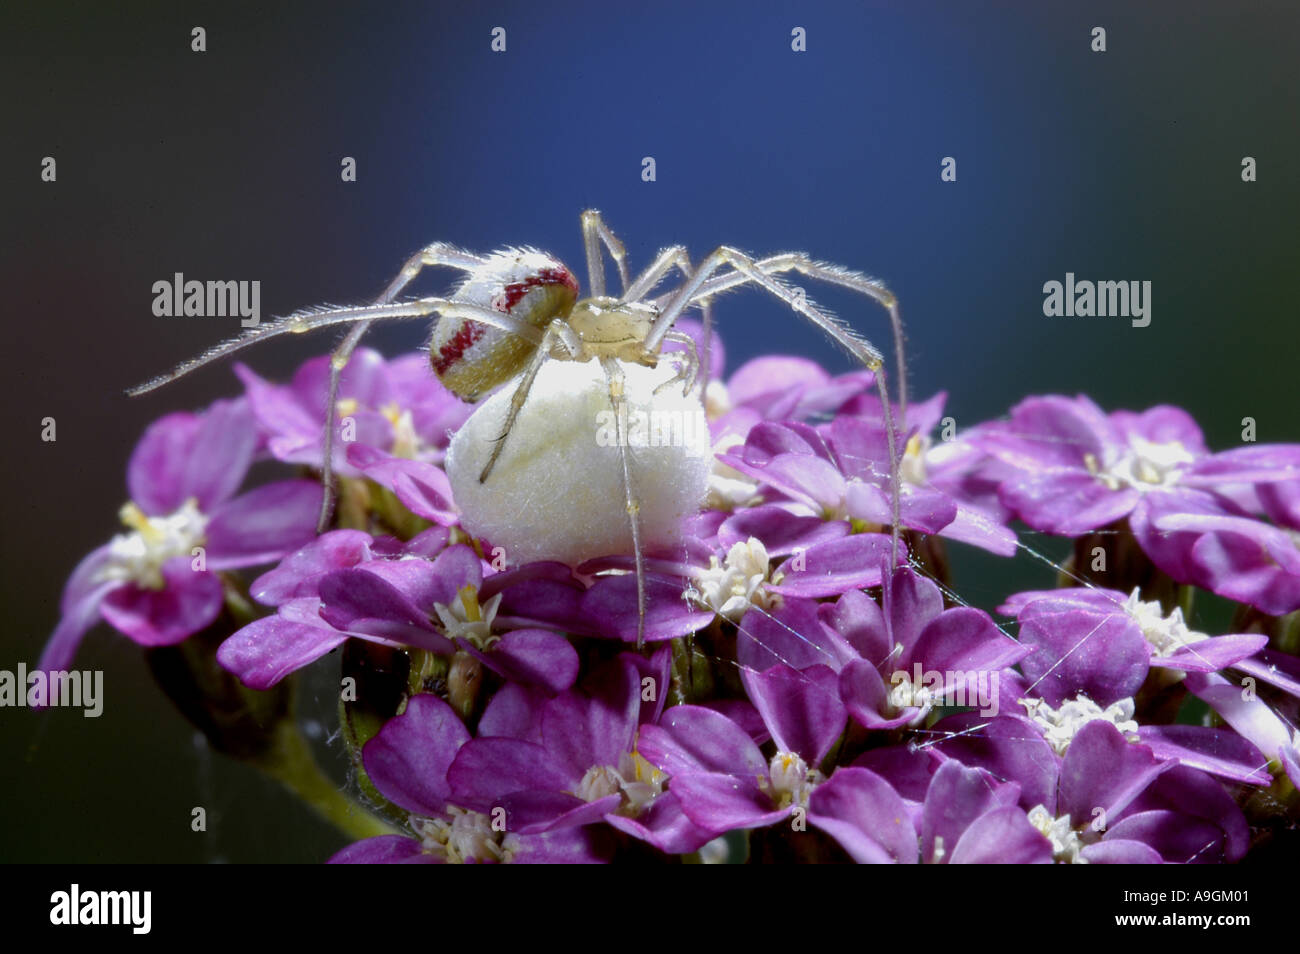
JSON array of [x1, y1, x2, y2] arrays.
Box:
[[428, 248, 579, 399]]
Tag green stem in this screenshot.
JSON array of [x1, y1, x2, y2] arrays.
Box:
[[255, 721, 399, 841]]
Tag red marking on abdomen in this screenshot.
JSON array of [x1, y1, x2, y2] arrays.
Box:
[[432, 320, 486, 375], [499, 267, 579, 313], [434, 267, 577, 375]]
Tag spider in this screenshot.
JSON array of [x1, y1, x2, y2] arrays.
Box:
[[129, 210, 909, 647]]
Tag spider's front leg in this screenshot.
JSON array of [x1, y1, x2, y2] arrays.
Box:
[[133, 290, 545, 532], [478, 320, 583, 484], [647, 246, 904, 564], [318, 243, 488, 530], [669, 251, 908, 419]]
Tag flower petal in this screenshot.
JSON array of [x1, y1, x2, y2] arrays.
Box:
[[472, 628, 579, 693], [98, 559, 224, 646], [362, 694, 469, 814], [1078, 839, 1162, 864], [948, 807, 1052, 864], [736, 597, 853, 673], [36, 581, 118, 677], [742, 664, 846, 766], [920, 761, 1022, 864], [205, 480, 320, 568], [808, 767, 917, 864], [249, 530, 376, 606], [669, 771, 786, 832], [216, 611, 346, 689], [1001, 472, 1138, 536], [128, 411, 200, 515], [1135, 725, 1270, 786], [329, 835, 431, 864], [766, 533, 899, 598], [1058, 721, 1170, 822], [581, 574, 712, 642], [638, 705, 766, 777], [1016, 598, 1148, 707]]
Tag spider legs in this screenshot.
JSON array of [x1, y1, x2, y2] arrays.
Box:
[[624, 245, 693, 301], [477, 321, 582, 485], [647, 246, 904, 564], [657, 330, 699, 396], [379, 243, 487, 303], [620, 245, 715, 401], [581, 209, 631, 297], [132, 291, 539, 527], [694, 296, 715, 402], [671, 252, 907, 420], [317, 243, 487, 530], [598, 355, 648, 650]]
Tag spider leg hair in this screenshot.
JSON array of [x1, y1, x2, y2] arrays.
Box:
[[127, 298, 544, 397], [478, 321, 582, 484], [647, 246, 903, 565], [580, 209, 631, 297], [315, 243, 488, 529], [659, 252, 908, 420], [599, 356, 649, 650]]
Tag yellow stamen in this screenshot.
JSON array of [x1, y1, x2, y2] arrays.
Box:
[[118, 501, 156, 540], [458, 585, 482, 622]]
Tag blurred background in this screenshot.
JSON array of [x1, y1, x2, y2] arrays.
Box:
[[2, 0, 1297, 861]]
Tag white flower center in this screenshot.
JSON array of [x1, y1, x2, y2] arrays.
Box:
[[336, 398, 428, 461], [94, 499, 208, 590], [414, 807, 510, 863], [1027, 805, 1089, 864], [691, 537, 778, 621], [705, 431, 759, 511], [887, 668, 936, 725], [576, 750, 666, 817], [432, 586, 502, 648], [617, 750, 667, 813], [1086, 436, 1195, 491], [381, 403, 422, 460], [1121, 589, 1209, 658], [704, 379, 732, 420], [1020, 694, 1139, 756], [766, 751, 822, 808], [577, 764, 623, 802], [901, 434, 929, 487]]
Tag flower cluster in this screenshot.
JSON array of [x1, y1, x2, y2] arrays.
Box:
[[43, 331, 1300, 863]]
